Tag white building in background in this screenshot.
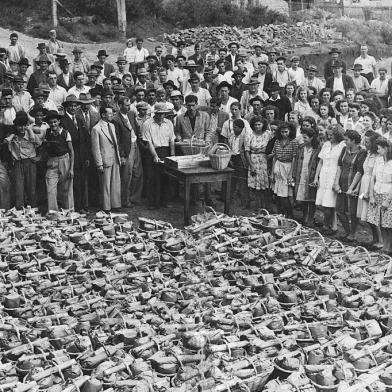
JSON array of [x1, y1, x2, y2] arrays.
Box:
[[231, 0, 289, 14]]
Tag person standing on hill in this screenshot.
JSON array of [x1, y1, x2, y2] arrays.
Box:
[[354, 45, 376, 84], [324, 48, 346, 81], [7, 33, 25, 64]]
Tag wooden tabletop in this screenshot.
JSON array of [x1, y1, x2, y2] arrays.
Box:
[[165, 165, 234, 176]]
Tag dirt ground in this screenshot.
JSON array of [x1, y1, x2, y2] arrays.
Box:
[[0, 26, 382, 248]]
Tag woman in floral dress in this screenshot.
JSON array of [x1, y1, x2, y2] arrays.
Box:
[[244, 116, 271, 209], [357, 130, 382, 248]]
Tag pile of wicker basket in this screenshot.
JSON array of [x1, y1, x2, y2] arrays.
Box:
[[0, 207, 391, 391]]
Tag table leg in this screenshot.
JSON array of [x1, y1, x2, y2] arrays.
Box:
[[224, 176, 231, 215], [184, 178, 191, 225]]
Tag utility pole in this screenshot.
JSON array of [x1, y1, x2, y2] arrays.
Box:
[[52, 0, 58, 28], [116, 0, 127, 41]]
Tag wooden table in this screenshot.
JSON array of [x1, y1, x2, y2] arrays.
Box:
[[163, 165, 234, 225]]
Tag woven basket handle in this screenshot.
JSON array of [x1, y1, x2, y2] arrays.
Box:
[[210, 143, 231, 154]]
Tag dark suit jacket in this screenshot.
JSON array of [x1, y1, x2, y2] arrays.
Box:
[[188, 54, 204, 67], [112, 110, 140, 158], [26, 70, 49, 95], [225, 54, 239, 71], [76, 108, 100, 135], [0, 62, 6, 85], [265, 96, 292, 120], [57, 72, 75, 91], [61, 112, 90, 168], [260, 72, 273, 94], [103, 62, 115, 78], [325, 74, 355, 92], [324, 59, 347, 80]]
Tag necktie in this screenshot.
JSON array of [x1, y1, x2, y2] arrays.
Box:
[[72, 115, 77, 128], [85, 113, 90, 131]]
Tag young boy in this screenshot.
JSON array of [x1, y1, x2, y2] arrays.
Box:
[[5, 111, 41, 209], [44, 110, 74, 212], [228, 118, 248, 207]]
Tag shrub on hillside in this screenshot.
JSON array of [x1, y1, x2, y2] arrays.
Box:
[[161, 0, 287, 28]]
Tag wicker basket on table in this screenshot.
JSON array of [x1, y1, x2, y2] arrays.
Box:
[[209, 143, 232, 170], [176, 137, 211, 156]]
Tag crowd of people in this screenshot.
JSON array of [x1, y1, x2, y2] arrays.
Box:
[[0, 31, 392, 253]]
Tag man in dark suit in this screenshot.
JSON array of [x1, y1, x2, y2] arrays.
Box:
[[61, 94, 90, 212], [324, 48, 347, 81], [225, 42, 239, 71], [27, 55, 50, 95], [112, 96, 143, 207], [97, 49, 115, 78], [57, 59, 74, 91], [265, 82, 292, 120], [76, 93, 100, 208], [0, 48, 8, 85], [325, 60, 355, 93]]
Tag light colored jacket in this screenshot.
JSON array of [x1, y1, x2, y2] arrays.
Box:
[[91, 119, 121, 168], [175, 110, 212, 143]]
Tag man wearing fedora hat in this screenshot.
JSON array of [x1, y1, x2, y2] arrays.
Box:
[[57, 59, 75, 91], [48, 29, 63, 55], [4, 111, 40, 209], [113, 96, 143, 208], [326, 60, 355, 93], [77, 93, 100, 207], [91, 106, 121, 212], [240, 77, 267, 116], [50, 49, 68, 76], [324, 47, 346, 81], [61, 95, 90, 212], [33, 43, 54, 72], [133, 67, 154, 93], [111, 56, 128, 80], [47, 71, 67, 108], [85, 69, 101, 91], [352, 63, 370, 93], [71, 47, 90, 74], [44, 110, 74, 212], [8, 33, 25, 64], [302, 65, 324, 94], [230, 70, 247, 102], [17, 58, 31, 83], [97, 49, 115, 78], [68, 71, 90, 99], [142, 102, 175, 209], [12, 76, 33, 113], [27, 55, 50, 96]]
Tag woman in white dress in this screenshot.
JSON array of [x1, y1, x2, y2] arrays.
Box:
[[314, 126, 346, 235]]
